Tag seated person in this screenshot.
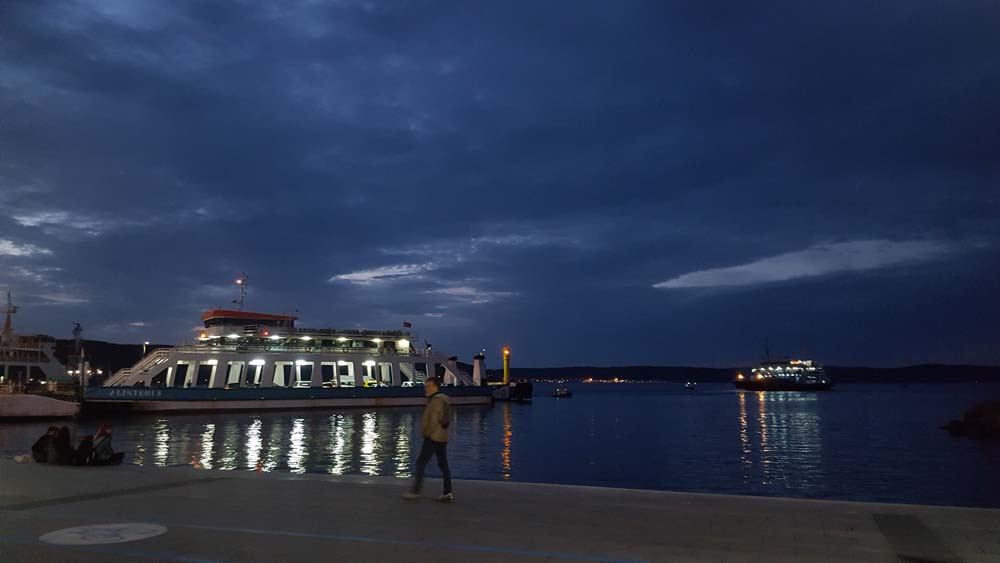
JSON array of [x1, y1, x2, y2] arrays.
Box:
[[74, 434, 94, 465], [31, 426, 59, 463], [91, 424, 124, 465], [54, 426, 75, 465]]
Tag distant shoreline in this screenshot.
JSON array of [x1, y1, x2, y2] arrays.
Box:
[[52, 339, 1000, 386], [481, 364, 1000, 384]]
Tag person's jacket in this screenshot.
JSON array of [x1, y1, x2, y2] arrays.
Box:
[[31, 435, 53, 463], [420, 392, 451, 442], [93, 433, 114, 463]]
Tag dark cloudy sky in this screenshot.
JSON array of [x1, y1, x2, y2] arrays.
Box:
[[2, 1, 999, 367]]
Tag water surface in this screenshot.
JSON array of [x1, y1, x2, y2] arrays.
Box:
[[3, 383, 998, 507]]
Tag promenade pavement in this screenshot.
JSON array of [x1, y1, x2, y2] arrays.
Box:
[[1, 460, 997, 562]]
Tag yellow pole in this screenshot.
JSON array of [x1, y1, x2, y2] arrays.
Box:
[[502, 347, 510, 385]]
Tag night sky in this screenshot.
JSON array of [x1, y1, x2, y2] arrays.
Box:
[[2, 1, 998, 367]]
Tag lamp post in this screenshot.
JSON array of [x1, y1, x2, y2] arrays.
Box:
[[502, 346, 511, 385], [143, 341, 150, 357]]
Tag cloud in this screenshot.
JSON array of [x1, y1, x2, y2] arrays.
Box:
[[426, 285, 517, 305], [653, 240, 956, 289], [379, 224, 595, 262], [330, 263, 436, 285], [36, 292, 90, 305], [128, 321, 149, 327], [0, 239, 52, 256], [11, 210, 110, 236]]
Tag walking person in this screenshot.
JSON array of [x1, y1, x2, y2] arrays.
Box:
[[403, 376, 454, 502]]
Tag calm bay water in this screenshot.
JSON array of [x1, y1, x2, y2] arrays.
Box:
[[3, 383, 999, 507]]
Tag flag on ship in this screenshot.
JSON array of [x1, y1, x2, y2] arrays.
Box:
[[403, 321, 412, 328]]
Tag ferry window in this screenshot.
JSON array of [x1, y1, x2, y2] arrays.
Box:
[[298, 364, 313, 384], [273, 363, 293, 387], [174, 364, 191, 387], [321, 364, 335, 383], [196, 365, 214, 387]]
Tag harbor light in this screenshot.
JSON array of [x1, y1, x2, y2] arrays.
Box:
[[337, 337, 347, 342], [737, 373, 744, 381], [372, 338, 381, 344], [502, 346, 511, 385], [301, 336, 311, 341], [756, 373, 764, 380], [269, 335, 280, 341]]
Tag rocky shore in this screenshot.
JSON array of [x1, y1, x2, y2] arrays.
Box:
[[943, 399, 1000, 437]]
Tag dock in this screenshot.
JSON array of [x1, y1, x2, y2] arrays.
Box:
[[1, 461, 997, 562]]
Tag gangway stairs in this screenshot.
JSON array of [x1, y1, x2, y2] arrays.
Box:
[[104, 348, 172, 387]]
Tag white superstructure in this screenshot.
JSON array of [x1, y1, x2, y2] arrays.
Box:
[[106, 308, 478, 389], [0, 292, 73, 387]]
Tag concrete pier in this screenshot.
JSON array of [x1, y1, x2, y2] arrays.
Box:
[[1, 461, 997, 562]]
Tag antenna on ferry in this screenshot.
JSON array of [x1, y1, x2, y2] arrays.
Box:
[[233, 273, 248, 310], [1, 290, 16, 343]]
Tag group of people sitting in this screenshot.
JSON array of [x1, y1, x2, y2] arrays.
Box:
[[31, 424, 123, 466]]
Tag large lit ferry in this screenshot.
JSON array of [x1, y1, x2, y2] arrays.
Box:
[[87, 281, 493, 413], [734, 359, 832, 391]]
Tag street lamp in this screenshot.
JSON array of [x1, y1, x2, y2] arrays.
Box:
[[143, 341, 150, 356]]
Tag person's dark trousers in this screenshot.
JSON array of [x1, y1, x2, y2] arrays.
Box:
[[412, 437, 452, 495]]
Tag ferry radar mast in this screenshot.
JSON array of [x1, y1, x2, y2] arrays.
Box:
[[233, 273, 248, 310], [1, 290, 17, 346]]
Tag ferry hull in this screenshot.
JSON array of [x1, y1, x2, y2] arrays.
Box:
[[734, 380, 832, 391], [83, 386, 493, 415]]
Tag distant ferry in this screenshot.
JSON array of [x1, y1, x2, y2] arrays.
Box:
[[734, 359, 832, 391], [88, 284, 493, 413]]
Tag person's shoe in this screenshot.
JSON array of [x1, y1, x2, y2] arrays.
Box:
[[402, 492, 421, 501], [436, 493, 454, 503]]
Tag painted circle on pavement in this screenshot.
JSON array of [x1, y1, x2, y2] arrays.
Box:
[[39, 523, 167, 545]]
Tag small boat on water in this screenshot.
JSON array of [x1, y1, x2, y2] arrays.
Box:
[[684, 381, 697, 391], [552, 386, 572, 398]]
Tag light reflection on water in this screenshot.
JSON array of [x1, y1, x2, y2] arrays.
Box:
[[199, 424, 214, 470], [329, 414, 349, 474], [3, 384, 999, 507], [359, 412, 377, 475], [501, 403, 512, 479], [287, 419, 306, 474], [154, 419, 169, 466], [740, 391, 823, 492]]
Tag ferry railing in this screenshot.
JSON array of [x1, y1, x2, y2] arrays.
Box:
[[289, 328, 411, 338], [172, 344, 433, 357]]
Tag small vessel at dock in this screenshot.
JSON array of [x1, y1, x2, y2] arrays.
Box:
[[684, 381, 697, 391], [0, 292, 80, 420]]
